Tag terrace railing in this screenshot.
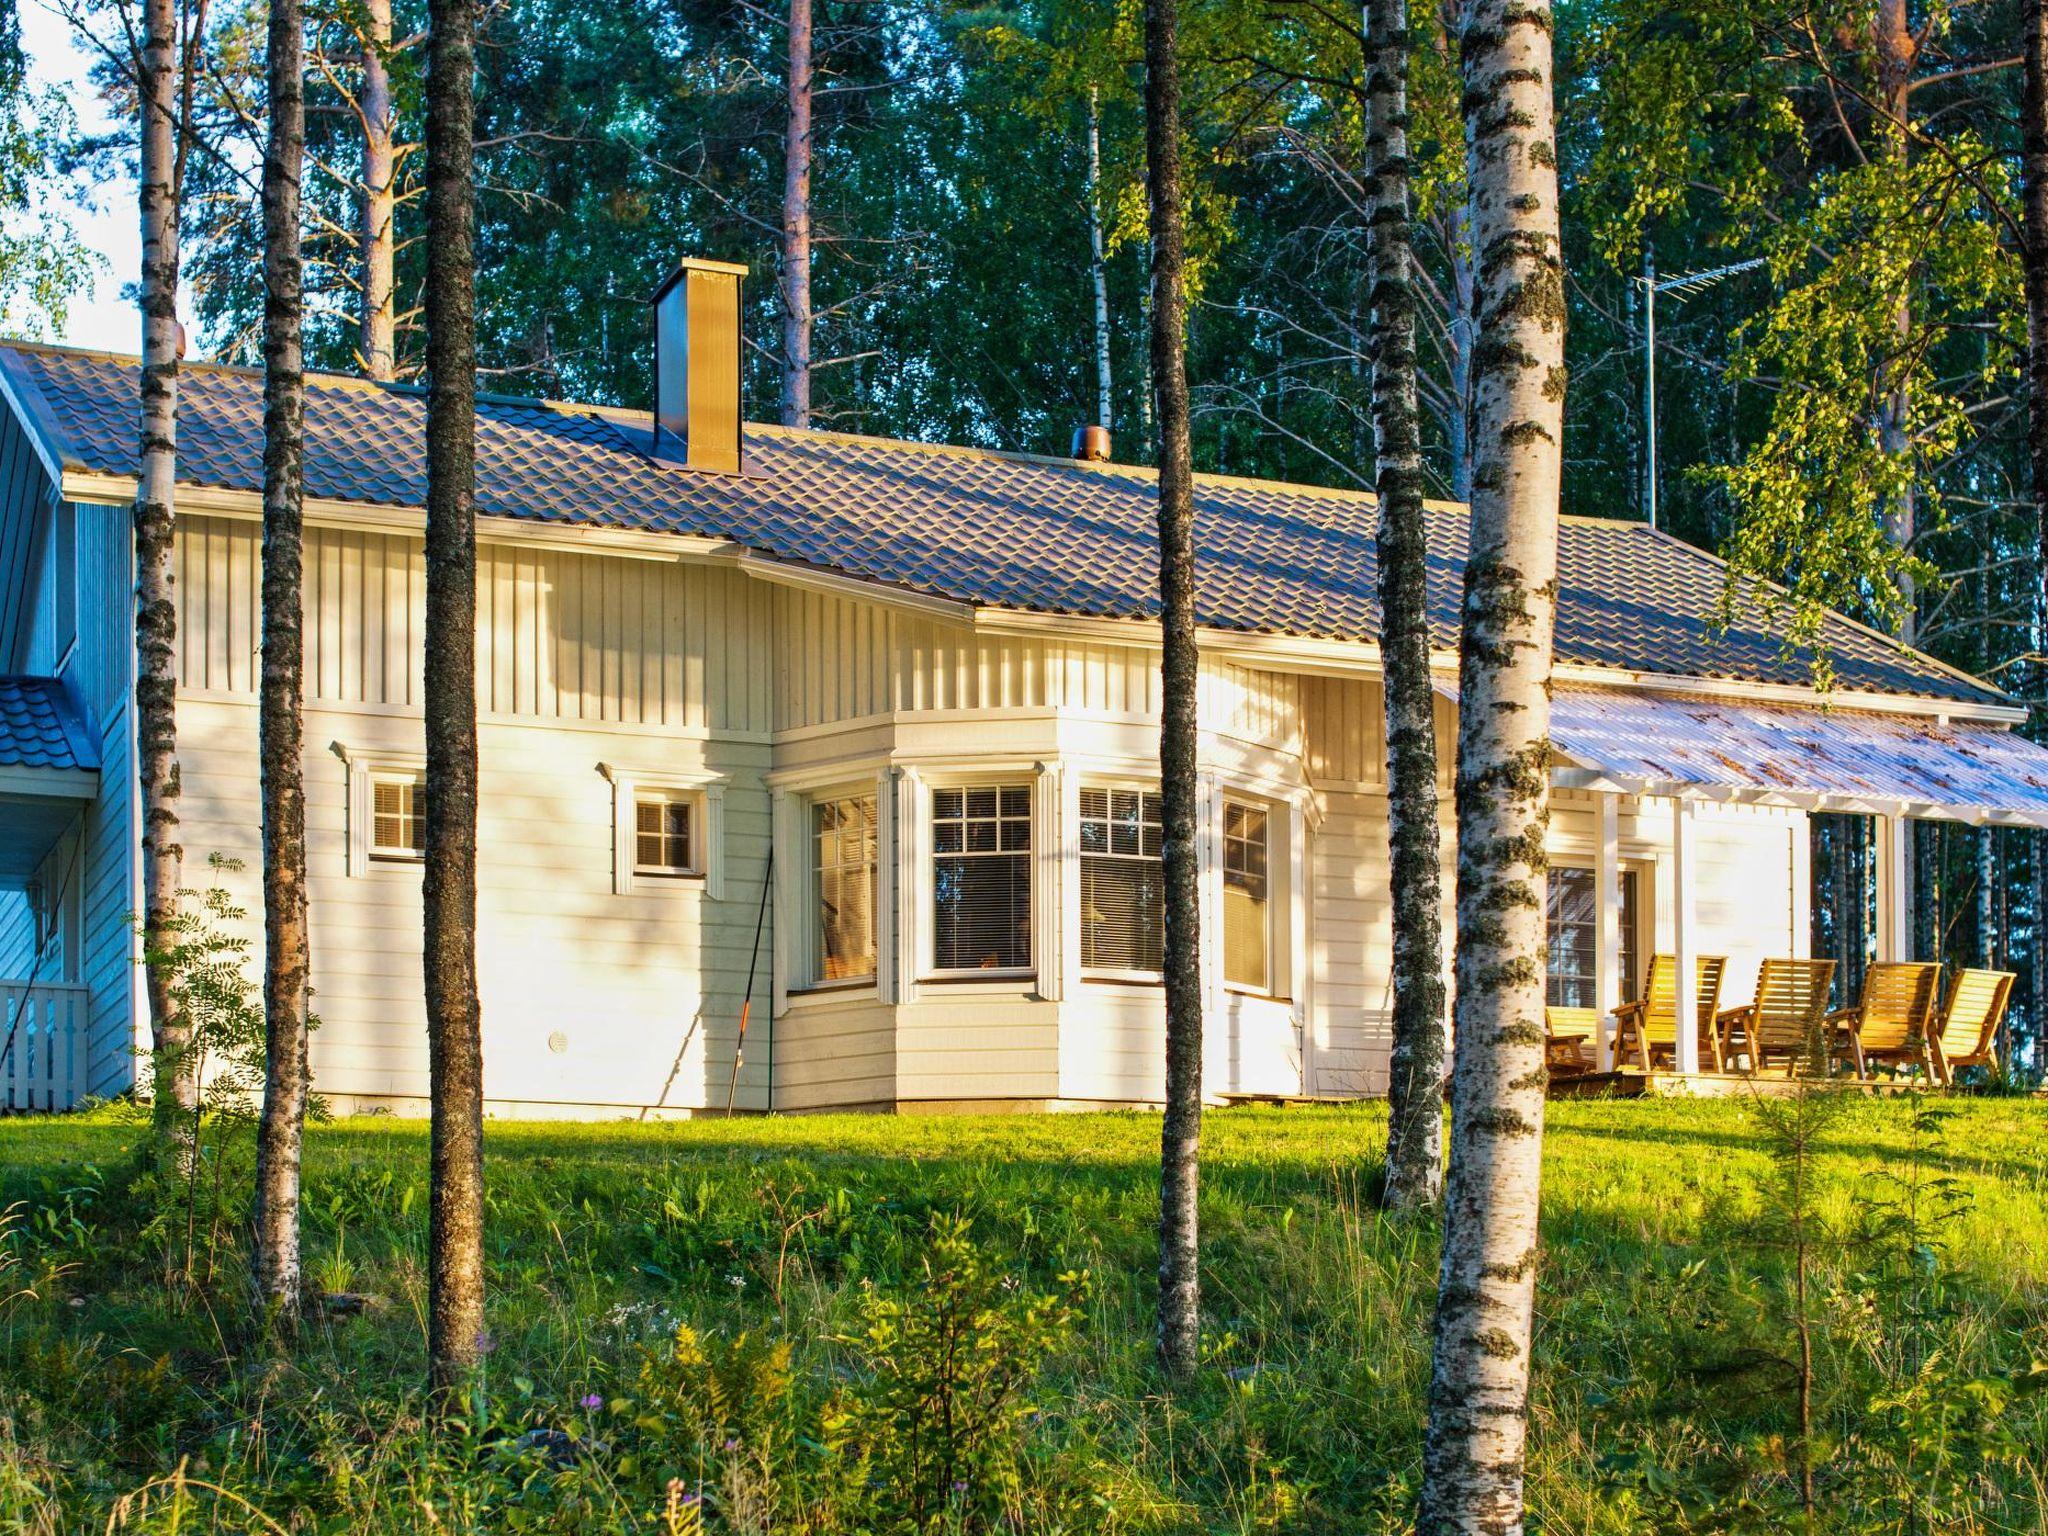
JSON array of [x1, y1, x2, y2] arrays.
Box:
[[2, 981, 90, 1113]]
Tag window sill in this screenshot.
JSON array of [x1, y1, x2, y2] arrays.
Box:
[[919, 971, 1036, 986], [785, 982, 880, 1006], [1223, 985, 1292, 1005], [1082, 973, 1164, 989], [632, 869, 706, 882]]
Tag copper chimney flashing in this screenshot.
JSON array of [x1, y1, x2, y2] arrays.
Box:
[[1072, 424, 1112, 462], [652, 256, 748, 475]]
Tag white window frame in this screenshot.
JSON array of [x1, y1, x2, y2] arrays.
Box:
[[339, 745, 428, 876], [1220, 794, 1277, 997], [632, 791, 705, 880], [807, 785, 882, 991], [920, 771, 1041, 983], [600, 763, 726, 898], [1076, 778, 1167, 985]]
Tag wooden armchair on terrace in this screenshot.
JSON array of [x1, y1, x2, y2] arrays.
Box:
[[1612, 954, 1729, 1071], [1930, 968, 2016, 1086], [1717, 959, 1837, 1076], [1544, 1007, 1599, 1078], [1825, 961, 1941, 1079]]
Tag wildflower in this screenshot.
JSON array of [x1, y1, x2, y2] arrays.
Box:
[[951, 1480, 968, 1496], [723, 1437, 740, 1452], [726, 1273, 746, 1289], [580, 1393, 604, 1411]]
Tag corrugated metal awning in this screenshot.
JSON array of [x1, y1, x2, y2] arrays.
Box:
[[1546, 685, 2048, 828]]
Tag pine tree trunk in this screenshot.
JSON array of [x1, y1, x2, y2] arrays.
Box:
[[1419, 0, 1565, 1525], [1087, 85, 1114, 432], [779, 0, 814, 428], [136, 0, 191, 1156], [253, 0, 311, 1329], [1143, 0, 1203, 1380], [1875, 0, 1919, 641], [359, 0, 397, 380], [2025, 0, 2048, 666], [423, 0, 486, 1398], [1366, 0, 1445, 1211]]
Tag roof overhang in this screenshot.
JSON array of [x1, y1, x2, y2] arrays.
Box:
[[60, 469, 2022, 725], [1546, 684, 2048, 829]]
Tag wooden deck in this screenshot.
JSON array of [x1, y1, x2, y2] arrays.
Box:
[[1548, 1070, 1938, 1100]]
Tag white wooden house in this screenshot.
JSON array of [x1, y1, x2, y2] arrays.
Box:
[[5, 259, 2048, 1115]]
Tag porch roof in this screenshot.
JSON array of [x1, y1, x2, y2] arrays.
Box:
[[1548, 685, 2048, 829], [0, 677, 95, 772]]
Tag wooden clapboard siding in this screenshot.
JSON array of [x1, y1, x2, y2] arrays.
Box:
[[896, 997, 1060, 1102], [0, 405, 52, 670], [173, 515, 774, 733], [771, 993, 895, 1111], [174, 695, 773, 1112]]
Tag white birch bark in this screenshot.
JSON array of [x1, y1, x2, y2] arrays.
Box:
[[1087, 85, 1114, 432], [1419, 0, 1566, 1525], [359, 0, 397, 381], [136, 0, 191, 1151]]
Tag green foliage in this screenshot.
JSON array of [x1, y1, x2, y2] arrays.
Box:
[[2, 1101, 2045, 1531]]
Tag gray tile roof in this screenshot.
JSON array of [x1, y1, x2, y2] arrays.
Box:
[[0, 676, 96, 771], [0, 341, 2002, 706]]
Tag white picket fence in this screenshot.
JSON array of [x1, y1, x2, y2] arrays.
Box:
[[2, 982, 90, 1112]]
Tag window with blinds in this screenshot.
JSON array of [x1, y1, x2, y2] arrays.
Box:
[[370, 774, 425, 859], [635, 795, 698, 876], [931, 784, 1033, 971], [1079, 786, 1164, 973], [815, 793, 878, 982], [1222, 800, 1271, 991]]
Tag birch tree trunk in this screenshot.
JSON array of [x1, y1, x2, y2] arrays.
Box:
[[136, 0, 191, 1156], [423, 0, 486, 1397], [1419, 0, 1566, 1524], [779, 0, 814, 428], [359, 0, 397, 380], [1143, 0, 1203, 1380], [1087, 85, 1114, 433], [1366, 0, 1445, 1211], [253, 0, 311, 1329]]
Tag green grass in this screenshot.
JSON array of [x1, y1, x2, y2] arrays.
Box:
[[2, 1096, 2046, 1533]]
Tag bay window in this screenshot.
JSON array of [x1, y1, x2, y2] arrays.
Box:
[[815, 793, 878, 982], [1079, 786, 1164, 974], [932, 784, 1033, 971], [1222, 800, 1271, 992]]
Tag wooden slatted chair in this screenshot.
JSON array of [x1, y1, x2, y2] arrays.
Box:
[[1544, 1006, 1598, 1078], [1717, 959, 1837, 1076], [1825, 961, 1941, 1079], [1930, 968, 2016, 1086], [1612, 954, 1729, 1071]]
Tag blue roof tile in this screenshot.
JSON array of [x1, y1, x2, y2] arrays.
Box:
[[0, 342, 2002, 707], [0, 677, 96, 771]]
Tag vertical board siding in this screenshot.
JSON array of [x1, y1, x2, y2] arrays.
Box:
[[0, 406, 53, 669], [76, 504, 137, 1094], [171, 515, 773, 732], [172, 697, 775, 1112]]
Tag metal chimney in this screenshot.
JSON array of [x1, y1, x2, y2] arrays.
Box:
[[652, 256, 748, 475], [1072, 424, 1112, 462]]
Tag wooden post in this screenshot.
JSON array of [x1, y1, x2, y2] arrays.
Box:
[[1595, 793, 1621, 1070], [1878, 809, 1912, 961], [1672, 796, 1699, 1075]]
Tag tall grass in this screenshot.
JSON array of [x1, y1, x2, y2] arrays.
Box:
[[1, 1097, 2044, 1532]]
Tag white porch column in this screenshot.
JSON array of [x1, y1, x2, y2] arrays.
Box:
[[1594, 792, 1621, 1070], [1672, 796, 1700, 1074], [1877, 809, 1912, 961]]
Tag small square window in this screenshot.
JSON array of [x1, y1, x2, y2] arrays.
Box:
[[371, 773, 425, 860], [635, 795, 699, 876]]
